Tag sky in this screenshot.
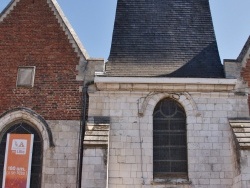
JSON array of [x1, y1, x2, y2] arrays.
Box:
[[0, 0, 250, 62]]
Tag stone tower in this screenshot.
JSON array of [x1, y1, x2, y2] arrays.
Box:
[[89, 0, 249, 187]]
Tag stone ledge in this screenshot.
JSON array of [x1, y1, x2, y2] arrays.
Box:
[[84, 116, 110, 146], [229, 119, 250, 149], [95, 77, 237, 85], [152, 178, 192, 185], [96, 83, 235, 92], [83, 141, 109, 147], [95, 77, 237, 92]]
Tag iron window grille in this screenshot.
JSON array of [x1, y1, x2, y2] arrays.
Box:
[[153, 98, 187, 179]]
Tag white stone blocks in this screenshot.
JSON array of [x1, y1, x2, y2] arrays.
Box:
[[87, 90, 249, 187], [41, 120, 80, 188], [82, 148, 107, 188]]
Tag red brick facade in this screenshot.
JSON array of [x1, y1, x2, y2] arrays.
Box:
[[0, 0, 83, 120]]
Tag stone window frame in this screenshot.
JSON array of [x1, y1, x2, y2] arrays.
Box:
[[139, 92, 199, 184], [0, 108, 54, 188], [16, 66, 36, 88]]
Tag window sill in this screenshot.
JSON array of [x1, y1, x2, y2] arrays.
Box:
[[152, 178, 192, 185]]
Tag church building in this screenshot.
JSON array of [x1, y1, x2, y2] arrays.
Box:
[[0, 0, 250, 188]]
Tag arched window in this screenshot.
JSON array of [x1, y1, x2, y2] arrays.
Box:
[[0, 122, 42, 188], [153, 98, 187, 179]]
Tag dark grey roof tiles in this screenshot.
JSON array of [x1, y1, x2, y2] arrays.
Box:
[[106, 0, 224, 78]]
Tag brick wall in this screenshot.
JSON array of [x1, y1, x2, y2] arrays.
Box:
[[0, 0, 83, 120]]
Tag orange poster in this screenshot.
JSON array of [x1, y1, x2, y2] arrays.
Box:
[[2, 134, 34, 188]]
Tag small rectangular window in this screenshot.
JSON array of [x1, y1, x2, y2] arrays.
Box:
[[16, 66, 36, 87]]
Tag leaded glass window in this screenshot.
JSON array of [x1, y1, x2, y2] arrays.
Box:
[[0, 122, 42, 187], [153, 98, 187, 178]]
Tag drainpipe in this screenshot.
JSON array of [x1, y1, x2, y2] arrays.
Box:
[[77, 81, 94, 188]]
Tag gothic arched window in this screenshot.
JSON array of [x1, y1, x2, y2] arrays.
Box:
[[153, 98, 187, 179], [0, 122, 43, 188]]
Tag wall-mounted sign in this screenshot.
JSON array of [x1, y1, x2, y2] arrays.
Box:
[[2, 134, 34, 188]]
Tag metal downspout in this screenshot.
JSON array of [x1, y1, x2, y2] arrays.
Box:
[[77, 81, 93, 188]]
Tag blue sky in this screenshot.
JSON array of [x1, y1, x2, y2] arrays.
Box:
[[0, 0, 250, 62]]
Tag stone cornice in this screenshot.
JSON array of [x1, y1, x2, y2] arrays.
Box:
[[94, 77, 237, 92]]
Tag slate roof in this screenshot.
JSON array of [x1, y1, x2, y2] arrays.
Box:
[[106, 0, 224, 78]]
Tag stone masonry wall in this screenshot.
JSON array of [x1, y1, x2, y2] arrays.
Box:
[[82, 148, 108, 188], [88, 90, 248, 188], [43, 120, 80, 188], [232, 139, 241, 188], [231, 150, 250, 188], [237, 150, 250, 188], [241, 58, 250, 113], [0, 0, 83, 120]]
